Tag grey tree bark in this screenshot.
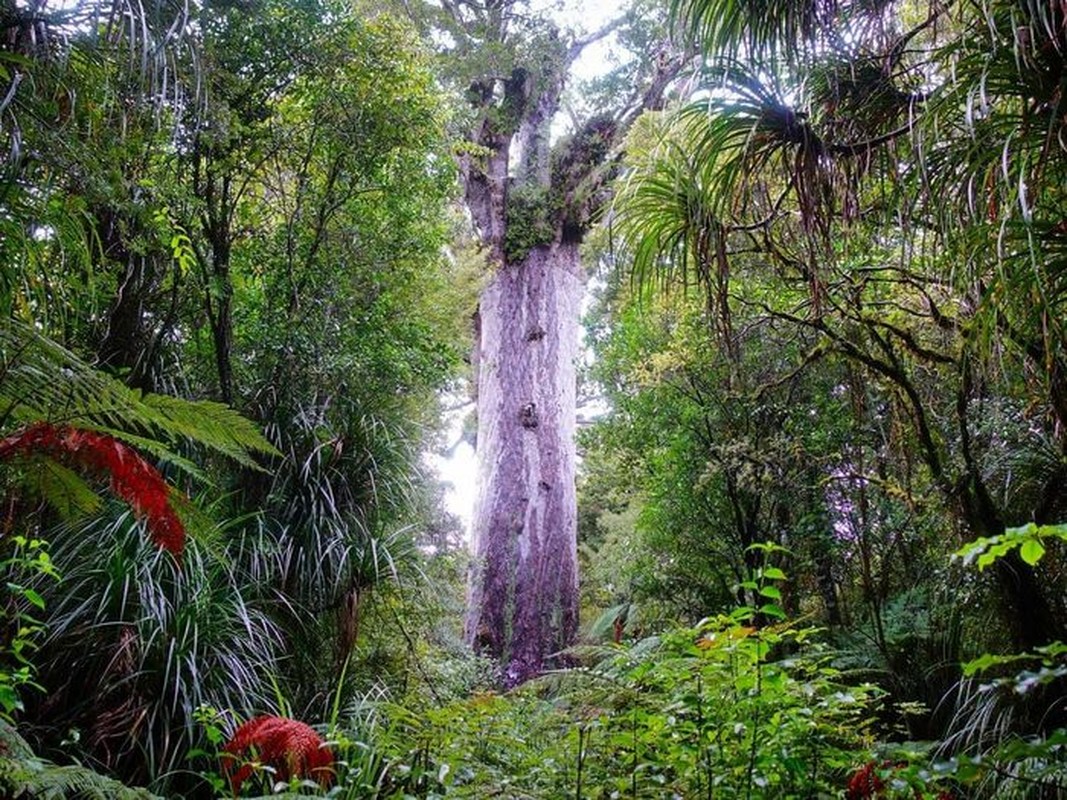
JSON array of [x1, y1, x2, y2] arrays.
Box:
[[454, 8, 682, 684], [467, 245, 583, 683]]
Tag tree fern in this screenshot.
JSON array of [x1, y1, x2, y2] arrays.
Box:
[[0, 318, 278, 471], [0, 318, 280, 557]]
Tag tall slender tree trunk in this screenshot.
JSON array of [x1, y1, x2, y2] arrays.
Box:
[[466, 243, 582, 684]]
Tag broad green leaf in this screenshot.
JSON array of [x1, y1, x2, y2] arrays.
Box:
[[759, 603, 787, 620], [1019, 538, 1046, 566], [20, 588, 45, 611], [759, 585, 782, 600], [962, 652, 1029, 676], [0, 684, 22, 714]]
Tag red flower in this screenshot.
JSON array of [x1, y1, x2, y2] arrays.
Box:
[[0, 422, 186, 555], [221, 715, 334, 794], [846, 762, 885, 799]]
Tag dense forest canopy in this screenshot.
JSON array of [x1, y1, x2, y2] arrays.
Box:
[[0, 0, 1066, 797]]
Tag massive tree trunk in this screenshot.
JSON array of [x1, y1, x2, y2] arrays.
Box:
[[449, 7, 680, 684], [454, 25, 582, 686], [466, 243, 583, 683]]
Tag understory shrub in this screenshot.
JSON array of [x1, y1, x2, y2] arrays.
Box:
[[346, 615, 884, 798]]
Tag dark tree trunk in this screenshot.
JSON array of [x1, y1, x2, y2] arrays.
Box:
[[208, 253, 234, 405], [93, 207, 163, 391], [195, 142, 236, 406], [955, 360, 1064, 650]]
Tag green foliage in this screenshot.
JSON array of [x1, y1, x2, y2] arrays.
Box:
[[0, 318, 278, 473], [1, 0, 470, 791], [9, 0, 1067, 795], [931, 535, 1067, 798], [0, 719, 161, 799], [586, 0, 1067, 793], [579, 266, 866, 629], [0, 537, 57, 719], [956, 522, 1067, 570], [556, 623, 876, 797], [25, 509, 284, 790], [347, 614, 880, 798], [503, 184, 555, 262]]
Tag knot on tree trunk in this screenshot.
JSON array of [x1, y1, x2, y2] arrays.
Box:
[[519, 402, 539, 428]]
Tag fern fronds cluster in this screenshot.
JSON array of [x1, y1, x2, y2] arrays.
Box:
[[0, 424, 185, 554], [0, 719, 162, 800], [0, 318, 279, 537], [221, 715, 334, 794], [0, 318, 278, 473]]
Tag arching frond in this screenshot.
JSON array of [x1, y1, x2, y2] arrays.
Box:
[[670, 0, 893, 65], [0, 719, 161, 799], [614, 122, 720, 293], [0, 318, 279, 471]]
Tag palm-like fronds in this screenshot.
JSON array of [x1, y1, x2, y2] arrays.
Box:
[[916, 17, 1066, 228], [27, 509, 284, 789], [220, 399, 427, 716], [670, 0, 880, 65], [2, 0, 201, 134], [659, 0, 1067, 345], [612, 112, 740, 353], [615, 118, 721, 291], [679, 63, 847, 245], [251, 405, 421, 604]]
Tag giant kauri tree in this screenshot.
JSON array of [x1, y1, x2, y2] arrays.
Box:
[[435, 0, 682, 683]]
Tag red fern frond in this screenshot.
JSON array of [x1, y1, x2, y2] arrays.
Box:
[[845, 761, 949, 799], [221, 715, 334, 794], [0, 422, 186, 555], [845, 761, 885, 799]]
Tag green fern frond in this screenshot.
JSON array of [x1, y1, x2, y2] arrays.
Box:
[[140, 393, 282, 469], [168, 489, 225, 547], [586, 602, 633, 642], [0, 720, 162, 799], [0, 318, 279, 471], [1, 761, 163, 799], [10, 763, 161, 799], [25, 460, 104, 518]]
